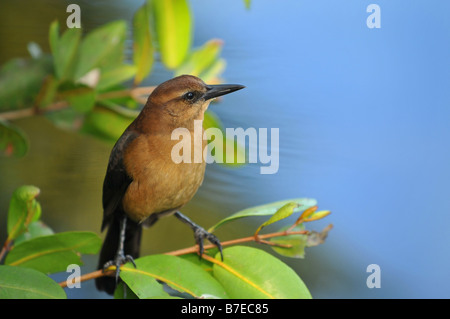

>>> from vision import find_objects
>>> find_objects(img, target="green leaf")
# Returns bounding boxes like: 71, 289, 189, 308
7, 185, 41, 241
119, 267, 169, 299
48, 20, 59, 56
299, 205, 317, 220
270, 225, 307, 259
203, 110, 223, 131
74, 21, 127, 80
14, 221, 54, 246
203, 111, 246, 167
147, 295, 184, 299
97, 64, 137, 91
152, 0, 191, 69
0, 56, 53, 110
53, 27, 81, 80
208, 198, 318, 233
179, 252, 215, 275
62, 85, 96, 113
0, 120, 29, 158
114, 282, 139, 299
244, 0, 251, 9
5, 231, 102, 273
120, 254, 227, 299
97, 99, 140, 117
211, 246, 311, 299
45, 107, 83, 131
0, 265, 66, 299
254, 202, 299, 236
304, 210, 331, 222
133, 0, 154, 85
199, 58, 226, 83
81, 107, 134, 142
175, 39, 223, 77
35, 75, 60, 108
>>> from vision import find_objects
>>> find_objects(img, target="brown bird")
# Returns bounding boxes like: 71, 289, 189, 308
95, 75, 244, 294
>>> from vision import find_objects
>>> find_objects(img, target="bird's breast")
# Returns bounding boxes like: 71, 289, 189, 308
122, 132, 207, 223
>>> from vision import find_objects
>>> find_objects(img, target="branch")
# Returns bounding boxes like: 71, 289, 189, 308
59, 228, 312, 288
165, 229, 309, 256
0, 239, 13, 264
0, 86, 155, 121
0, 101, 68, 121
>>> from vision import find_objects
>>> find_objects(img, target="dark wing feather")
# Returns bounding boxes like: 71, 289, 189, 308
101, 129, 138, 231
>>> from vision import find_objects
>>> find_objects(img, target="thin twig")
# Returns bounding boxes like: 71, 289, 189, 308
0, 101, 68, 121
60, 269, 114, 288
0, 86, 155, 121
165, 229, 309, 256
58, 229, 310, 288
0, 240, 13, 264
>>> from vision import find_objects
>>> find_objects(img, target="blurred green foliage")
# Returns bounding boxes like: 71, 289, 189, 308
0, 0, 233, 157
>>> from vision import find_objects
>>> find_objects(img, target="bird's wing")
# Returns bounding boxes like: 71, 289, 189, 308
101, 129, 138, 231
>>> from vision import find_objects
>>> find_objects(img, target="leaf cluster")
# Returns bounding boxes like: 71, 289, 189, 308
113, 198, 331, 299
0, 185, 101, 298
0, 0, 237, 161
0, 186, 331, 299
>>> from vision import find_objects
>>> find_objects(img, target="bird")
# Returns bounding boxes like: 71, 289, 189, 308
95, 74, 245, 294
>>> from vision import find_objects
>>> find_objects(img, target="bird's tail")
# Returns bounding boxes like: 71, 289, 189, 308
95, 215, 142, 295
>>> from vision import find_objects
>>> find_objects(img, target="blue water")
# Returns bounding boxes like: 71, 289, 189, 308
190, 0, 450, 298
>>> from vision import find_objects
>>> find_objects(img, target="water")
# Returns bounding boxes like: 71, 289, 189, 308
1, 0, 450, 298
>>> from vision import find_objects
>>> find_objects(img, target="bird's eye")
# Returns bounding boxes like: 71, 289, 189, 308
184, 91, 196, 101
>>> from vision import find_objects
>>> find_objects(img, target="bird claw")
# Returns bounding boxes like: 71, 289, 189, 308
193, 227, 223, 261
173, 211, 224, 261
102, 254, 136, 283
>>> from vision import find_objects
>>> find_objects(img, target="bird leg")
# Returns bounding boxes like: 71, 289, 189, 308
174, 211, 223, 261
102, 215, 137, 284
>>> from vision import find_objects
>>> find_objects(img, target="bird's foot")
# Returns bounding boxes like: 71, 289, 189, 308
174, 211, 223, 260
193, 226, 223, 261
102, 253, 136, 283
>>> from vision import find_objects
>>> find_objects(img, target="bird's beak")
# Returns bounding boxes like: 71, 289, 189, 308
203, 84, 245, 101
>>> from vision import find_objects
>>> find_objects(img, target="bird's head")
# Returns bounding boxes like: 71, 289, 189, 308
145, 75, 244, 128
